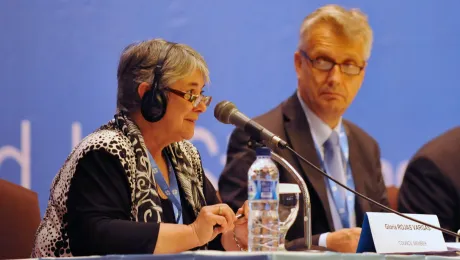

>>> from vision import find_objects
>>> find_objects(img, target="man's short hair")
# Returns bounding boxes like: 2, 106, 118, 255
299, 4, 373, 60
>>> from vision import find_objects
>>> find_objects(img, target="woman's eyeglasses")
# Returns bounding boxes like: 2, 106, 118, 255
164, 88, 212, 108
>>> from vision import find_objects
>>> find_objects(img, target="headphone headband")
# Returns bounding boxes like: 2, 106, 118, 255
152, 42, 177, 88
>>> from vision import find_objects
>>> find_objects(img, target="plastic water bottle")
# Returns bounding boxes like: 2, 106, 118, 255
248, 146, 280, 251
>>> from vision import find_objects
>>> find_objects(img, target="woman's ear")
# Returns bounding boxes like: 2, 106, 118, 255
137, 82, 151, 99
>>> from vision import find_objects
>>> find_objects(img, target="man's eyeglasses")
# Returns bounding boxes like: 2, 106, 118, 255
299, 50, 365, 76
164, 88, 212, 108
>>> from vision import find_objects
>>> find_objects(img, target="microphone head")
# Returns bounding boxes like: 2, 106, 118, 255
214, 100, 237, 124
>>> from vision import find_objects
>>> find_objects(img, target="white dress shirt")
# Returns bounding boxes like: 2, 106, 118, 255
296, 91, 356, 248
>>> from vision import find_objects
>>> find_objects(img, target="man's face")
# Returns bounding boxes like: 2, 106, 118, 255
294, 23, 367, 121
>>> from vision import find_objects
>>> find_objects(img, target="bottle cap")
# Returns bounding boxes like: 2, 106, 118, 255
255, 146, 271, 156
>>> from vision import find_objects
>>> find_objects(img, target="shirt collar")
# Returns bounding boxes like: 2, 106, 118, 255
296, 90, 343, 147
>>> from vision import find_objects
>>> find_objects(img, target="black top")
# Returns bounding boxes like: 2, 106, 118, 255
66, 150, 224, 256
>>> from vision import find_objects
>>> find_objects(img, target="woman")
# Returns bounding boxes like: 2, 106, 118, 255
32, 39, 249, 257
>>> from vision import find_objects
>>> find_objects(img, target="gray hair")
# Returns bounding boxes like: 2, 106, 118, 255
298, 4, 373, 60
116, 38, 210, 113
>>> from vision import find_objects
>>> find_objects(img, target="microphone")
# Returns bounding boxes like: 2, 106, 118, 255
214, 101, 288, 149
214, 100, 460, 240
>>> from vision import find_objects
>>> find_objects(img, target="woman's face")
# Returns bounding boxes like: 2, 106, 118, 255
162, 69, 208, 141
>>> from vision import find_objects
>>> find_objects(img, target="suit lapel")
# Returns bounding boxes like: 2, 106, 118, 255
344, 123, 370, 224
282, 94, 334, 230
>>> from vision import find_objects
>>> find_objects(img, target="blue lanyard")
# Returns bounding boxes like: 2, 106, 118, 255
313, 125, 355, 229
148, 152, 183, 224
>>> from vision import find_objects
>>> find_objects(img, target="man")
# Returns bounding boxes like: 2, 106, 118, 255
398, 127, 460, 242
218, 4, 389, 253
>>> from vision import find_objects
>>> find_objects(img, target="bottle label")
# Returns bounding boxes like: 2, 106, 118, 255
248, 180, 256, 200
248, 180, 278, 200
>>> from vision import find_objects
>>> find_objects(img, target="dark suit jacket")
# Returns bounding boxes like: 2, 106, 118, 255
218, 93, 389, 245
398, 127, 460, 242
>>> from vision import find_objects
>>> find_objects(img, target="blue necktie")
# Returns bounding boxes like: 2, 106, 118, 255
324, 131, 349, 228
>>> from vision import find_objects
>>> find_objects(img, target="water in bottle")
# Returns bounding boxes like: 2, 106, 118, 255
248, 146, 280, 251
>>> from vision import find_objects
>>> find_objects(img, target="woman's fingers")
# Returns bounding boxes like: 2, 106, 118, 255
208, 213, 228, 229
214, 204, 235, 231
235, 200, 249, 225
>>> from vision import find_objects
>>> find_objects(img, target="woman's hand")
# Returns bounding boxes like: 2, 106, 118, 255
190, 203, 236, 247
233, 200, 249, 248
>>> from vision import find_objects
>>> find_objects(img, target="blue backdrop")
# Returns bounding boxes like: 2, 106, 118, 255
1, 0, 459, 214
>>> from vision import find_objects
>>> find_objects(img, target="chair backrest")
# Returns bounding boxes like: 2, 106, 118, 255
386, 186, 400, 211
0, 179, 41, 259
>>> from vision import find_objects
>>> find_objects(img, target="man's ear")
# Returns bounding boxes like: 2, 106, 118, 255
294, 51, 303, 80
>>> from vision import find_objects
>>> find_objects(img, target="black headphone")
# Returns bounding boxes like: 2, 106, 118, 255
140, 42, 177, 122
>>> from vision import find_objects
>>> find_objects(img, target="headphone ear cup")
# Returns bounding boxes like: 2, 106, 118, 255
140, 42, 176, 123
141, 88, 168, 122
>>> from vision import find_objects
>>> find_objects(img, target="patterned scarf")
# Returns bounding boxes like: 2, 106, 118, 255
113, 111, 206, 222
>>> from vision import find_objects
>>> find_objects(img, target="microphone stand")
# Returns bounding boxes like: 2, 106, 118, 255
248, 139, 312, 250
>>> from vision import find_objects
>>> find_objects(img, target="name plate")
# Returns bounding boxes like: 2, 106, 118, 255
357, 212, 447, 254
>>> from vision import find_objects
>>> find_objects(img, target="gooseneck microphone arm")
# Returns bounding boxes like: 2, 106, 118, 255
214, 100, 460, 240
271, 150, 313, 249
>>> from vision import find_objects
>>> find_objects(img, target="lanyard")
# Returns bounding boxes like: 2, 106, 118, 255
148, 152, 183, 224
313, 125, 355, 228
